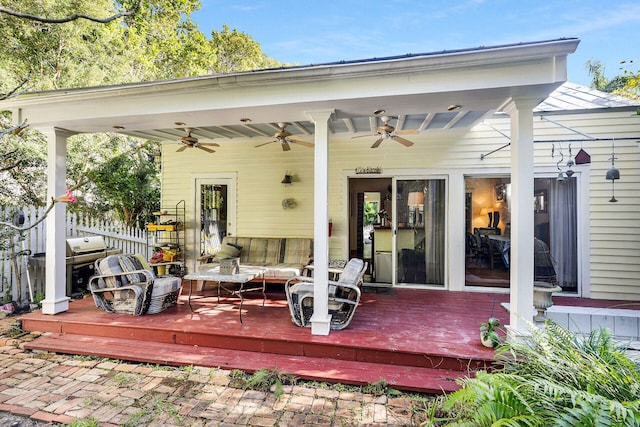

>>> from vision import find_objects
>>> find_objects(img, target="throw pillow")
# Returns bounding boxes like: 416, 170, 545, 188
215, 243, 241, 260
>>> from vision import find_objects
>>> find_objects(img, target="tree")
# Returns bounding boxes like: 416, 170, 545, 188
0, 0, 281, 216
0, 119, 46, 207
210, 25, 282, 74
87, 145, 160, 228
618, 60, 639, 100
585, 59, 639, 100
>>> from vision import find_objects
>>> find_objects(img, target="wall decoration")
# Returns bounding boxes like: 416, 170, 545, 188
534, 190, 547, 213
494, 184, 506, 203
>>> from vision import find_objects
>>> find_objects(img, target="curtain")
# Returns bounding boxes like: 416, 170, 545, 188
548, 178, 578, 291
424, 180, 446, 284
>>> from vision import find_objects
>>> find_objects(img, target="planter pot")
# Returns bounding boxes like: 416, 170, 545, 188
533, 281, 562, 322
480, 333, 495, 348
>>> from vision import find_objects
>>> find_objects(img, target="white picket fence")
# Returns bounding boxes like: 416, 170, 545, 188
1, 205, 147, 305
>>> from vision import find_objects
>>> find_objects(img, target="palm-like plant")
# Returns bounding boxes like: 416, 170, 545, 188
424, 321, 640, 426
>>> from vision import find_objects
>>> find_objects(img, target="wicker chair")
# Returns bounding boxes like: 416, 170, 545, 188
89, 254, 181, 315
285, 258, 366, 330
534, 238, 558, 285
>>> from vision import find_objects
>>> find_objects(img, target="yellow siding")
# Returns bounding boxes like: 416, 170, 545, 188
161, 110, 640, 300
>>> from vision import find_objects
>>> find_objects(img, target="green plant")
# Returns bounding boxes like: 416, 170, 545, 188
362, 378, 402, 396
479, 317, 502, 348
34, 290, 45, 307
363, 201, 378, 225
424, 321, 640, 426
113, 372, 134, 386
64, 419, 100, 427
230, 367, 298, 399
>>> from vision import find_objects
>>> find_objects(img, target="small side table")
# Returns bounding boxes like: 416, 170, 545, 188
184, 266, 266, 323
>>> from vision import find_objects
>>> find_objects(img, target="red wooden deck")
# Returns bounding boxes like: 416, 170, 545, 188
19, 285, 614, 393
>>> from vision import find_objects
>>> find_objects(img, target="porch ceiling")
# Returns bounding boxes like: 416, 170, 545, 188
3, 38, 580, 143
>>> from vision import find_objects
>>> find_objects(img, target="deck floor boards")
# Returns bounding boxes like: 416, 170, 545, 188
21, 287, 625, 393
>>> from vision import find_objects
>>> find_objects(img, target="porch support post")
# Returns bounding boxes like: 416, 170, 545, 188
306, 109, 334, 336
504, 98, 538, 334
41, 128, 73, 314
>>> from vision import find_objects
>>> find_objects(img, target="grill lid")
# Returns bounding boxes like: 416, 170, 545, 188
66, 236, 107, 256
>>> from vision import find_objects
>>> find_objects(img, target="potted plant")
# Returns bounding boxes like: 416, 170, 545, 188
479, 316, 502, 348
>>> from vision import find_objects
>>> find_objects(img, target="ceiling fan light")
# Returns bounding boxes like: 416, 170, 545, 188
373, 109, 385, 115
447, 104, 462, 111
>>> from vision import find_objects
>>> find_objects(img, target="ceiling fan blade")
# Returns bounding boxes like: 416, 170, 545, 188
393, 136, 414, 147
197, 145, 216, 153
281, 141, 291, 151
199, 142, 220, 147
289, 138, 314, 148
396, 129, 419, 135
255, 140, 275, 148
351, 133, 376, 139
371, 137, 384, 148
176, 145, 188, 152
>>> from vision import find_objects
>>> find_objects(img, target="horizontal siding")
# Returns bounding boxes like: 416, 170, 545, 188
161, 110, 640, 300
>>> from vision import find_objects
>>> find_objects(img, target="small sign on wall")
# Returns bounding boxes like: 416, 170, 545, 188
355, 167, 382, 174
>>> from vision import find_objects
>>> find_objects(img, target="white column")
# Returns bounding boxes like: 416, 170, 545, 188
448, 173, 466, 291
41, 128, 73, 314
306, 110, 334, 335
504, 99, 538, 334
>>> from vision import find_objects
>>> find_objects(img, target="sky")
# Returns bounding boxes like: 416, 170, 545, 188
192, 0, 639, 87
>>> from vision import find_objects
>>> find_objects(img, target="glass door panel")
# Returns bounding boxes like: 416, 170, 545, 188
396, 179, 446, 286
199, 184, 227, 256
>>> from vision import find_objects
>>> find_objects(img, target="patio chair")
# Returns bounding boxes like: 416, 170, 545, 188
88, 254, 181, 315
285, 258, 366, 330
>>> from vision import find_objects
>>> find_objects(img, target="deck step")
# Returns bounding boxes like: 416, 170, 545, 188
26, 333, 465, 393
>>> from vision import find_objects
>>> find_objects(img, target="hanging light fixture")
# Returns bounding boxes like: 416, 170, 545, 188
605, 140, 620, 202
565, 145, 575, 178
281, 173, 292, 185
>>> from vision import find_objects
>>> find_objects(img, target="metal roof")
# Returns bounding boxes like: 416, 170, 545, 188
535, 82, 640, 112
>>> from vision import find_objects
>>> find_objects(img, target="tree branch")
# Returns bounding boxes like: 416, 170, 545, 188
0, 180, 87, 232
0, 159, 24, 173
0, 77, 30, 101
0, 120, 28, 140
0, 1, 142, 24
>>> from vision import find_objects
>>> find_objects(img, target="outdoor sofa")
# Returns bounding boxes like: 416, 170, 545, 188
200, 236, 313, 282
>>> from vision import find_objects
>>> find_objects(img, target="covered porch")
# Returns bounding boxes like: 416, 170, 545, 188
20, 285, 634, 393
4, 38, 582, 338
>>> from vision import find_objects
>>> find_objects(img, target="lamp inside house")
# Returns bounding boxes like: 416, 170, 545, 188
480, 207, 492, 227
407, 191, 424, 225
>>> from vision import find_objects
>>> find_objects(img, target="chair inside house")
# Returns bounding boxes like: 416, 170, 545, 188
472, 227, 501, 267
88, 254, 182, 315
285, 258, 366, 330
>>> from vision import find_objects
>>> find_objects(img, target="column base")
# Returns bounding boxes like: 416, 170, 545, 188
41, 297, 70, 314
310, 313, 332, 336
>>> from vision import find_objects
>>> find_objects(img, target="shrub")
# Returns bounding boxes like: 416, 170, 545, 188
424, 321, 640, 426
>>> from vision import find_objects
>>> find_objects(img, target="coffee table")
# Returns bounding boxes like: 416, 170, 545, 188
184, 266, 266, 323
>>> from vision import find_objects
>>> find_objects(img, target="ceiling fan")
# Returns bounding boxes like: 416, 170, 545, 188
176, 129, 220, 153
354, 116, 418, 148
255, 123, 314, 151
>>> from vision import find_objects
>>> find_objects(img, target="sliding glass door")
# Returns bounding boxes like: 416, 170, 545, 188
395, 179, 446, 286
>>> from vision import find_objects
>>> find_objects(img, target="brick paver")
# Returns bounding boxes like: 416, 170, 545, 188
0, 320, 431, 426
